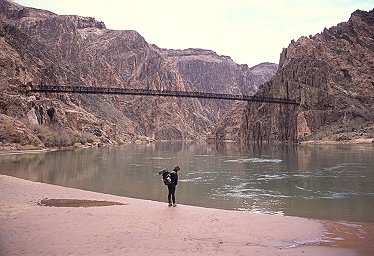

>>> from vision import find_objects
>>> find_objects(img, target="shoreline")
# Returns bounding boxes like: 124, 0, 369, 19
300, 138, 373, 145
0, 138, 373, 155
1, 175, 373, 255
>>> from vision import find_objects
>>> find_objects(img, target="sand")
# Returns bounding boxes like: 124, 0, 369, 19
0, 174, 371, 256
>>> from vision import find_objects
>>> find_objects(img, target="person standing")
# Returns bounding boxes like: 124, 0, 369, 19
167, 166, 180, 207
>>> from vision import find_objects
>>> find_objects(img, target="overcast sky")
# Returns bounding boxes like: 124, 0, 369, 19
14, 0, 373, 67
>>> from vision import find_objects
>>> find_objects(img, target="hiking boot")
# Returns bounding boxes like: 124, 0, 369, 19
173, 203, 177, 207
168, 203, 172, 207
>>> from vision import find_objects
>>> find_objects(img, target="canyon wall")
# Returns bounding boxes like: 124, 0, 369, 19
0, 0, 276, 148
214, 9, 374, 143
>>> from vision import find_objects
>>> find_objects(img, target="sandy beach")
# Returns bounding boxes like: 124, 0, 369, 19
0, 174, 372, 256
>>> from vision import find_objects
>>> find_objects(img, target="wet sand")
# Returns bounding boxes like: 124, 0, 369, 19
0, 174, 372, 256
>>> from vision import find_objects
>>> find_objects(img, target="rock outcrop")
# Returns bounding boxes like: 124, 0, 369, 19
210, 62, 278, 141
0, 0, 276, 148
214, 9, 374, 143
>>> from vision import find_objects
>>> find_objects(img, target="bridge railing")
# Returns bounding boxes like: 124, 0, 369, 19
28, 85, 300, 105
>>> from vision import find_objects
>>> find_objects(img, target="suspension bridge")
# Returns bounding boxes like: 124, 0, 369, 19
28, 85, 300, 105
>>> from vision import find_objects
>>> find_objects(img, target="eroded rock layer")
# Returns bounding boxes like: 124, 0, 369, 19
0, 0, 276, 148
214, 9, 374, 143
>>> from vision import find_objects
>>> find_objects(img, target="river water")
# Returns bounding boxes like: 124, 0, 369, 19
1, 142, 373, 222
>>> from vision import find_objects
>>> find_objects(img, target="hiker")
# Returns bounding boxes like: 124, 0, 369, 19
166, 166, 180, 207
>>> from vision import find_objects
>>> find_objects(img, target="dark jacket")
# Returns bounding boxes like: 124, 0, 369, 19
170, 171, 178, 186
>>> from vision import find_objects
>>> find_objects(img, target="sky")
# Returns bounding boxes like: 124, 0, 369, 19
14, 0, 374, 67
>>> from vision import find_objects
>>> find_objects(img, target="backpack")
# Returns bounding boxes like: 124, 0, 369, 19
162, 171, 172, 185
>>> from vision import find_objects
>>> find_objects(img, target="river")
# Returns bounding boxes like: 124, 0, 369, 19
1, 142, 373, 222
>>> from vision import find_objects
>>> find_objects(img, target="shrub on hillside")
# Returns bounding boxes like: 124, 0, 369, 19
1, 119, 22, 143
71, 131, 96, 145
32, 125, 72, 147
31, 125, 99, 148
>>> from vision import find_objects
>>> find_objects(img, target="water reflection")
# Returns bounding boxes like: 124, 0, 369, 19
0, 142, 373, 222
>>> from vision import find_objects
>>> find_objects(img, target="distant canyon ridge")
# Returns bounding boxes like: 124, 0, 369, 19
0, 0, 373, 149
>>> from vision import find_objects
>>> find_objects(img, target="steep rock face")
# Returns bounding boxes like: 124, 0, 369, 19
0, 0, 276, 147
211, 62, 278, 140
162, 49, 277, 124
249, 62, 279, 91
228, 9, 374, 143
209, 102, 247, 141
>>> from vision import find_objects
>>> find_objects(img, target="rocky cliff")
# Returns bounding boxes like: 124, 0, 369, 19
214, 9, 374, 143
0, 0, 276, 149
210, 62, 277, 141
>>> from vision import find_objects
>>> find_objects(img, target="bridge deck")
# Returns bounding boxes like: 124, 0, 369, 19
28, 85, 300, 105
